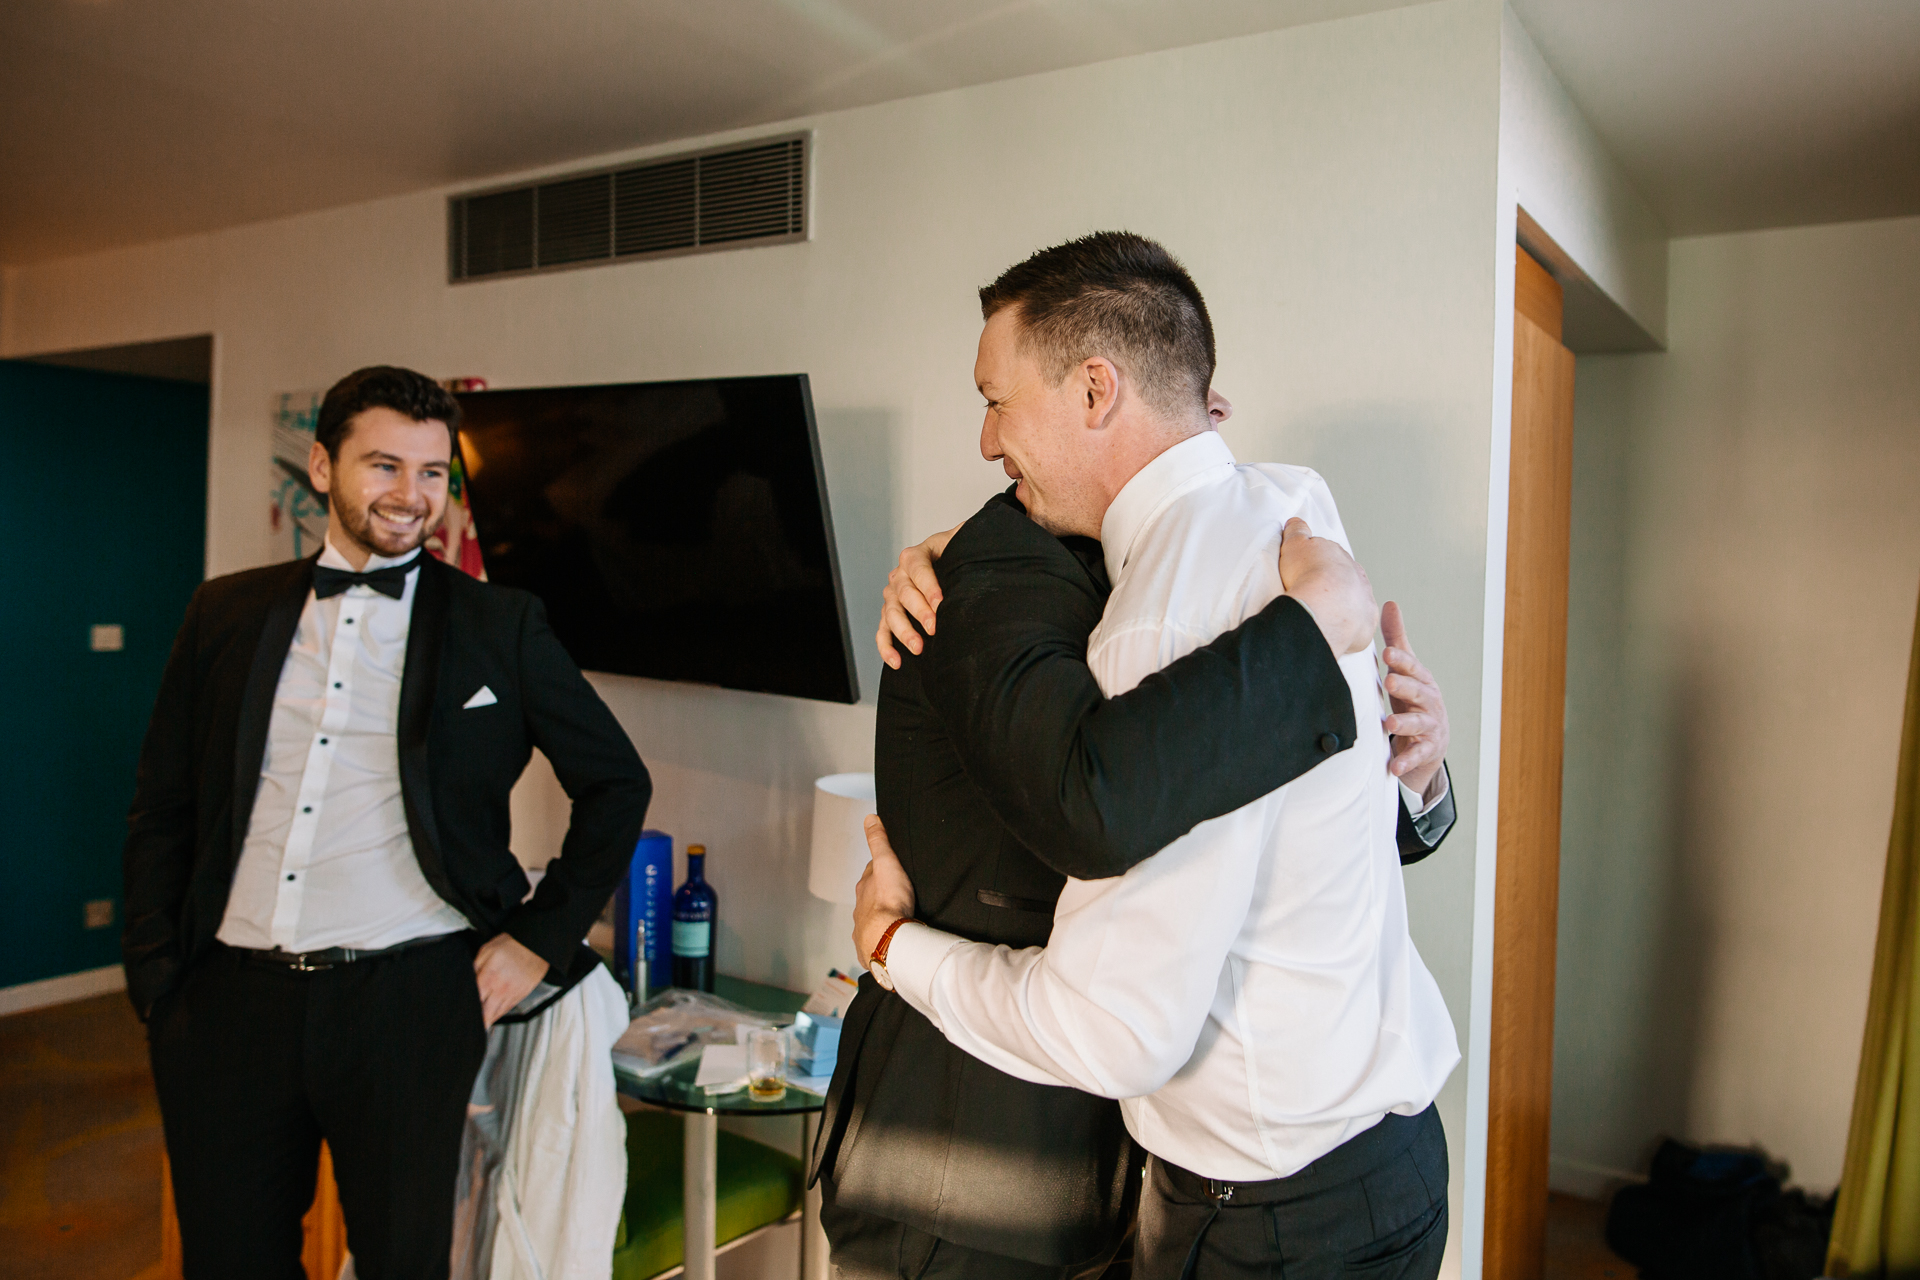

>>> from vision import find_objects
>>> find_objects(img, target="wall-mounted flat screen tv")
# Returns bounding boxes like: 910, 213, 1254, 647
456, 374, 858, 704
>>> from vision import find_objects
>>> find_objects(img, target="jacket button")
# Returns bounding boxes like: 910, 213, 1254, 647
1318, 732, 1341, 754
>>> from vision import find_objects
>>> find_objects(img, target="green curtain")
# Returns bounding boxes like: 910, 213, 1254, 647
1830, 587, 1920, 1278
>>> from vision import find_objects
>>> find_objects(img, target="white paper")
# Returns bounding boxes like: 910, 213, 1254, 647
801, 973, 860, 1019
695, 1044, 748, 1093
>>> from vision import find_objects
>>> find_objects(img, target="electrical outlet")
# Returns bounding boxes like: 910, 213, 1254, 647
84, 899, 114, 929
90, 624, 125, 652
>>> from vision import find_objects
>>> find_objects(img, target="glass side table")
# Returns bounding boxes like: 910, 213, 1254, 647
615, 977, 828, 1280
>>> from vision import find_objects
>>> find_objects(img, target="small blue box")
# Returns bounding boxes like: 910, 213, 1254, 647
791, 1010, 843, 1075
615, 831, 674, 995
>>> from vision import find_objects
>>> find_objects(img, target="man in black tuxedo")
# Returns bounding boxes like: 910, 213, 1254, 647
809, 453, 1454, 1272
124, 366, 651, 1279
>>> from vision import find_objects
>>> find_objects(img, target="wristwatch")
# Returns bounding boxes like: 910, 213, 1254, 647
867, 918, 911, 992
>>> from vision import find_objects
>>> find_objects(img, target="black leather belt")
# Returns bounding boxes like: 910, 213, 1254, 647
1159, 1106, 1437, 1280
231, 932, 458, 973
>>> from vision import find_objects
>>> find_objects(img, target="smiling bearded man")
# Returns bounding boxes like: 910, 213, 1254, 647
125, 366, 652, 1279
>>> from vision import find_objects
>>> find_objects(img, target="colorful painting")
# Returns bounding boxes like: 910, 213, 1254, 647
426, 448, 487, 580
269, 391, 327, 561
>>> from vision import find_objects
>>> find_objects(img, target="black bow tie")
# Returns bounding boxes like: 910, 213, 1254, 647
312, 555, 422, 600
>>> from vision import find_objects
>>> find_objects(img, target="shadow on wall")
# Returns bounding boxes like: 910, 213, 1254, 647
1641, 659, 1717, 1169
586, 673, 879, 991
1552, 422, 1715, 1188
1279, 406, 1479, 1002
814, 406, 898, 708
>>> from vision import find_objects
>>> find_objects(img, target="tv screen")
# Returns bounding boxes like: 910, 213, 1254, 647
456, 374, 859, 704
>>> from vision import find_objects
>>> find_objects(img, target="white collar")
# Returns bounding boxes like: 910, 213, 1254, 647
319, 535, 426, 574
1099, 430, 1237, 585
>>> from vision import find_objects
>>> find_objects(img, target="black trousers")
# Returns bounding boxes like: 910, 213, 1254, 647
821, 1176, 1128, 1280
147, 936, 489, 1280
1134, 1106, 1448, 1280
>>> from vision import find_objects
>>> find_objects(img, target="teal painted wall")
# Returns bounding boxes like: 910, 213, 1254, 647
0, 362, 208, 988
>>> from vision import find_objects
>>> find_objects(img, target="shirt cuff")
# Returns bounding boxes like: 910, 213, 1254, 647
1400, 767, 1450, 820
879, 921, 964, 1025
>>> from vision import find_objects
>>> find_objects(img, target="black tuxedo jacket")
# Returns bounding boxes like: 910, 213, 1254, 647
812, 493, 1450, 1267
121, 552, 652, 1019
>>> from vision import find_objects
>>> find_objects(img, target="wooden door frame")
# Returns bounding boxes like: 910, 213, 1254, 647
1481, 241, 1578, 1280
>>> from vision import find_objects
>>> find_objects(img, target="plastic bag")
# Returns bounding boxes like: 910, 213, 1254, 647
610, 988, 779, 1078
450, 993, 551, 1280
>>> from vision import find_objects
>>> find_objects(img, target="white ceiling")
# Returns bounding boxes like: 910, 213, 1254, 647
0, 0, 1419, 265
2, 0, 1916, 266
1510, 0, 1920, 237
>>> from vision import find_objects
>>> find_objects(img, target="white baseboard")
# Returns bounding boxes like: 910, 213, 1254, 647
0, 964, 127, 1017
1549, 1153, 1644, 1201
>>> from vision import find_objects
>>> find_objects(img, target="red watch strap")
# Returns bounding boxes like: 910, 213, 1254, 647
870, 917, 910, 970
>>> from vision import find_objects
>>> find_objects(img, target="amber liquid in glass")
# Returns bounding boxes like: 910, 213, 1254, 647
746, 1027, 786, 1101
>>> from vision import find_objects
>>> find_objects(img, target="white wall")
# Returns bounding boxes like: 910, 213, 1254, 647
2, 3, 1510, 1270
1498, 5, 1668, 349
1553, 214, 1920, 1195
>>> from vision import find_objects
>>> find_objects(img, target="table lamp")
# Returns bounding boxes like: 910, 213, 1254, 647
809, 772, 876, 904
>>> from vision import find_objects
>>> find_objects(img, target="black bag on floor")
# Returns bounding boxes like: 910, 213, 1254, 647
1751, 1187, 1837, 1280
1605, 1140, 1779, 1279
1605, 1140, 1835, 1280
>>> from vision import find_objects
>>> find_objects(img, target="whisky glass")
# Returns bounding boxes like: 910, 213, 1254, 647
746, 1027, 787, 1102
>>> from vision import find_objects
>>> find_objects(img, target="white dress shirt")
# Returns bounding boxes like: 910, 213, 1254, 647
887, 431, 1461, 1182
217, 538, 470, 953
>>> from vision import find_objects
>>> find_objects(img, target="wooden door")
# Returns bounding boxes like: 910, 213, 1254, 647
1483, 246, 1576, 1280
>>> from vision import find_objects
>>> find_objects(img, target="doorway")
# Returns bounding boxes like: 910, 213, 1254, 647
0, 336, 211, 997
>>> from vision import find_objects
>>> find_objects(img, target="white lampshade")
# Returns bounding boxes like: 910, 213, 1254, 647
809, 772, 877, 904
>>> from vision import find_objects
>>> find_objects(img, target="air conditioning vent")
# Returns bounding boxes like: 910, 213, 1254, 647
461, 188, 534, 277
536, 173, 613, 266
449, 134, 806, 282
616, 158, 696, 256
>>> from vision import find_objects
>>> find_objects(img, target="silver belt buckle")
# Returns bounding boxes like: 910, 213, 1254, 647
288, 951, 333, 972
1206, 1179, 1236, 1203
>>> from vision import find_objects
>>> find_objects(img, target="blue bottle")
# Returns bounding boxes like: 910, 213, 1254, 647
615, 831, 674, 999
671, 843, 718, 992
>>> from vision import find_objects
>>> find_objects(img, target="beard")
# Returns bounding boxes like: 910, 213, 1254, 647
332, 488, 438, 559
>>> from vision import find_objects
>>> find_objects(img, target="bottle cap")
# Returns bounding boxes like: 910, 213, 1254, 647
688, 844, 706, 856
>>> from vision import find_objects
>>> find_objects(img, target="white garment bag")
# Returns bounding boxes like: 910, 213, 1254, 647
452, 964, 631, 1280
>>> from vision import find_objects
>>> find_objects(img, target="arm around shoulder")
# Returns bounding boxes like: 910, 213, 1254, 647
921, 578, 1357, 881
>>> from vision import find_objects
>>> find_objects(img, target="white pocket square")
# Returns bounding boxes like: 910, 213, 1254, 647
463, 685, 498, 709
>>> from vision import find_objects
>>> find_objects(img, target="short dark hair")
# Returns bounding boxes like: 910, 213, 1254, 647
315, 366, 462, 460
978, 232, 1215, 420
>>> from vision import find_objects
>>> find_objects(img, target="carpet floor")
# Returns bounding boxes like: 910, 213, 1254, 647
0, 992, 163, 1280
1546, 1191, 1636, 1279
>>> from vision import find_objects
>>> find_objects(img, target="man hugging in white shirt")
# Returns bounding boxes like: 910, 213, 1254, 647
852, 233, 1460, 1280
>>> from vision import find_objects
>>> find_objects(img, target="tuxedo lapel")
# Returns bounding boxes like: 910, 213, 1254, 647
398, 555, 448, 886
229, 557, 317, 870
